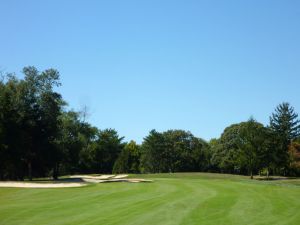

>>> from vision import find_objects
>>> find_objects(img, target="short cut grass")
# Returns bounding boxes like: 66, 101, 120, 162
0, 173, 300, 225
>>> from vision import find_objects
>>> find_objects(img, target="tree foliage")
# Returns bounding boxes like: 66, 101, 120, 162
288, 139, 300, 175
0, 68, 63, 180
140, 130, 210, 173
236, 119, 269, 179
113, 141, 141, 174
269, 102, 300, 172
0, 67, 300, 180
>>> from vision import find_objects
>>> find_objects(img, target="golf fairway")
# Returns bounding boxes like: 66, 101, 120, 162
0, 173, 299, 225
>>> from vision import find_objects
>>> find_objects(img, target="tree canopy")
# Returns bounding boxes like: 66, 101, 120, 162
0, 67, 300, 180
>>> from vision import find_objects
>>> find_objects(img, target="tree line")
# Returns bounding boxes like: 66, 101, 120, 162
0, 67, 299, 180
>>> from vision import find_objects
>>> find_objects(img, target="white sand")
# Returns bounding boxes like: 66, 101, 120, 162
88, 178, 153, 183
114, 174, 129, 179
97, 175, 116, 179
81, 178, 107, 183
0, 174, 152, 188
0, 182, 86, 188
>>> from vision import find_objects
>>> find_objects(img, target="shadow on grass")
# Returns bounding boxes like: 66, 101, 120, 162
27, 177, 85, 183
254, 176, 298, 181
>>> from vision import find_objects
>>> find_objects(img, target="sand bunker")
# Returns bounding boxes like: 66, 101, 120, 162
114, 174, 129, 179
0, 174, 152, 188
0, 182, 86, 188
81, 178, 152, 183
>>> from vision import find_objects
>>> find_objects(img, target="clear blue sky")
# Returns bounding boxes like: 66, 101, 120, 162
1, 0, 300, 143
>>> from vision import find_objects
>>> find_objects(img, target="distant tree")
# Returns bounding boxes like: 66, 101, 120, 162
288, 139, 300, 175
20, 67, 62, 180
0, 76, 24, 179
208, 138, 221, 172
56, 111, 98, 175
259, 128, 276, 178
0, 67, 63, 180
0, 67, 125, 179
39, 91, 64, 179
269, 102, 300, 173
210, 124, 241, 174
163, 130, 210, 172
113, 141, 141, 174
56, 111, 82, 174
140, 130, 165, 173
141, 129, 209, 173
91, 129, 124, 173
237, 118, 268, 179
270, 103, 300, 141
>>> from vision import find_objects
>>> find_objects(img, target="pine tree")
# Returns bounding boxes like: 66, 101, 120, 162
270, 102, 300, 141
269, 102, 300, 172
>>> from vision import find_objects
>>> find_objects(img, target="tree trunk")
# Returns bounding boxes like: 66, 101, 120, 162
53, 163, 59, 180
250, 170, 253, 179
28, 161, 32, 181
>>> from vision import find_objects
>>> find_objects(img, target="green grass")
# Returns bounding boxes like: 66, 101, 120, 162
0, 173, 300, 225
